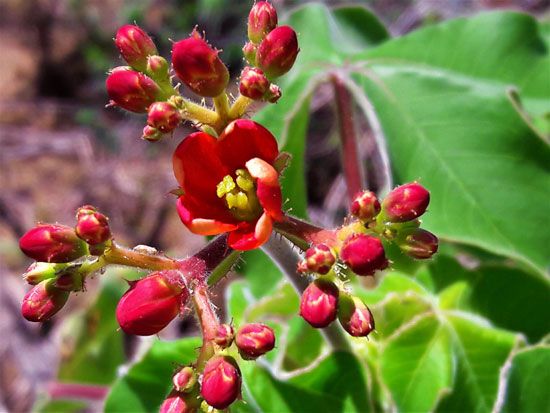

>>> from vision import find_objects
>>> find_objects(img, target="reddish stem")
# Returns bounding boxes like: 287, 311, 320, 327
192, 281, 220, 370
47, 382, 109, 401
275, 216, 337, 249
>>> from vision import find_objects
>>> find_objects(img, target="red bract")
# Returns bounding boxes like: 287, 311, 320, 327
302, 243, 336, 275
19, 224, 87, 263
239, 67, 269, 100
115, 271, 187, 336
21, 280, 69, 322
400, 228, 439, 259
247, 1, 278, 44
115, 24, 157, 71
160, 391, 196, 413
75, 205, 111, 245
213, 323, 235, 348
351, 190, 380, 222
147, 102, 182, 133
200, 355, 241, 410
172, 119, 283, 250
106, 67, 161, 113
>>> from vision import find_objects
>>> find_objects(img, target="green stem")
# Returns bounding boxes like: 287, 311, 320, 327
207, 250, 241, 286
103, 242, 179, 271
228, 94, 253, 120
213, 92, 231, 132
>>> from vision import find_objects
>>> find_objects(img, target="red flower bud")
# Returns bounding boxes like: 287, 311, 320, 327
23, 262, 65, 285
338, 295, 375, 337
115, 271, 186, 336
340, 234, 388, 276
351, 190, 381, 222
171, 31, 229, 97
213, 323, 235, 348
75, 205, 111, 245
242, 42, 257, 66
115, 24, 157, 72
382, 182, 430, 222
147, 102, 182, 133
200, 355, 241, 410
235, 323, 275, 359
142, 125, 163, 142
173, 366, 197, 393
264, 83, 282, 103
239, 67, 269, 100
257, 26, 299, 79
399, 228, 439, 259
303, 244, 336, 275
300, 278, 339, 328
160, 391, 196, 413
19, 224, 87, 263
248, 1, 278, 44
21, 279, 69, 322
106, 67, 161, 113
146, 55, 170, 81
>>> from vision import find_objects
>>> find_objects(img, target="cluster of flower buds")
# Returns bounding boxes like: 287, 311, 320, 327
18, 206, 112, 322
159, 322, 275, 411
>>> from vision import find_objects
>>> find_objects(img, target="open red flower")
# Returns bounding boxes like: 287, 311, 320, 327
172, 119, 283, 250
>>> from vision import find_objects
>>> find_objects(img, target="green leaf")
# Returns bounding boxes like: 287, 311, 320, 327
238, 249, 282, 298
500, 345, 550, 413
282, 316, 324, 370
104, 337, 201, 413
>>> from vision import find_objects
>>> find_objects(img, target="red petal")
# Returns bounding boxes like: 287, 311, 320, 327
246, 158, 283, 221
217, 119, 279, 172
177, 197, 238, 235
227, 213, 273, 250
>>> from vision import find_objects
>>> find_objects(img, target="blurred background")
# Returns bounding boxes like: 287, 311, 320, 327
0, 0, 548, 412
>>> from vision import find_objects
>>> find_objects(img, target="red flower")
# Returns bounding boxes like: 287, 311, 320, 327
172, 119, 283, 250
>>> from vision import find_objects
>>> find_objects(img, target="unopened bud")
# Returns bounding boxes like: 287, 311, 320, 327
213, 323, 234, 348
248, 1, 278, 44
115, 24, 157, 72
142, 125, 163, 142
399, 228, 439, 259
239, 67, 269, 100
382, 182, 430, 223
300, 278, 339, 328
115, 271, 187, 336
235, 323, 275, 359
147, 102, 182, 133
106, 67, 161, 113
75, 205, 111, 245
264, 83, 282, 103
21, 279, 69, 322
19, 224, 87, 263
340, 234, 388, 276
257, 26, 299, 79
146, 55, 170, 82
160, 391, 196, 413
242, 42, 257, 66
23, 262, 65, 285
53, 268, 84, 292
338, 295, 375, 337
201, 355, 241, 410
173, 367, 197, 393
302, 244, 336, 275
171, 31, 229, 97
351, 190, 380, 222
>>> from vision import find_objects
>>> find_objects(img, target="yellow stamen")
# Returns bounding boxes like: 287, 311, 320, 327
216, 171, 262, 221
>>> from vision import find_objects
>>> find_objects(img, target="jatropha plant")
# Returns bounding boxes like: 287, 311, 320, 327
17, 2, 439, 411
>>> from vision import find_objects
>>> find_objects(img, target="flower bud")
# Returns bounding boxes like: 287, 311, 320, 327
201, 355, 241, 410
173, 366, 197, 393
23, 262, 65, 285
21, 279, 69, 322
171, 31, 229, 97
19, 224, 87, 263
106, 67, 161, 113
248, 1, 278, 44
399, 228, 439, 259
300, 278, 339, 328
338, 295, 375, 337
75, 206, 111, 245
147, 102, 182, 133
115, 24, 157, 72
340, 234, 388, 276
351, 190, 380, 222
142, 125, 163, 142
264, 83, 282, 103
257, 26, 299, 79
236, 323, 275, 359
239, 67, 269, 100
115, 271, 187, 336
242, 42, 257, 65
160, 391, 196, 413
213, 323, 234, 348
146, 55, 170, 82
303, 244, 336, 275
382, 182, 430, 222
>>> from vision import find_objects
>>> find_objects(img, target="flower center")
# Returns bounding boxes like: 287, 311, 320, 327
216, 169, 262, 221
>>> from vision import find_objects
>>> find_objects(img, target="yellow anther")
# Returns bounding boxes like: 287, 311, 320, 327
235, 192, 249, 209
216, 175, 236, 198
236, 169, 254, 191
216, 171, 261, 221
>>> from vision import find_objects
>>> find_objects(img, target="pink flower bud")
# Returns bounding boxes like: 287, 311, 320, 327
115, 24, 157, 72
23, 262, 65, 285
21, 279, 69, 322
257, 26, 299, 79
400, 228, 439, 259
382, 182, 430, 222
147, 102, 182, 133
146, 55, 170, 81
235, 323, 276, 359
248, 1, 278, 44
171, 31, 229, 97
300, 278, 339, 328
242, 42, 257, 66
19, 224, 87, 263
340, 234, 388, 276
142, 125, 163, 142
338, 295, 375, 337
213, 323, 234, 348
351, 190, 381, 222
160, 391, 196, 413
239, 67, 269, 100
173, 366, 197, 393
115, 271, 187, 336
106, 67, 161, 113
200, 355, 241, 410
264, 83, 282, 103
303, 244, 336, 275
75, 205, 111, 245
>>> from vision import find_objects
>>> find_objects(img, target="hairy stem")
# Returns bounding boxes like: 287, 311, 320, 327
274, 215, 338, 249
213, 92, 231, 129
103, 242, 180, 271
174, 97, 219, 126
193, 282, 219, 370
228, 94, 253, 120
